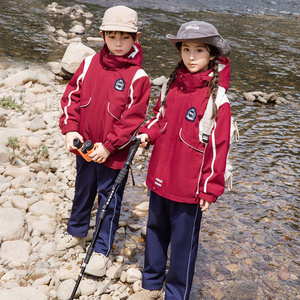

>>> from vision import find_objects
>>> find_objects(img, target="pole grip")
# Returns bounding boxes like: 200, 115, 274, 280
125, 136, 141, 167
115, 168, 129, 184
115, 136, 141, 184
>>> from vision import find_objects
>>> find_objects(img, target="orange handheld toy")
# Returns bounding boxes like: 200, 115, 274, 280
73, 138, 96, 162
83, 140, 97, 156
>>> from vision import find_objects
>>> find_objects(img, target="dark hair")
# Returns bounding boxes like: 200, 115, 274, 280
161, 60, 183, 107
162, 42, 220, 119
102, 31, 137, 40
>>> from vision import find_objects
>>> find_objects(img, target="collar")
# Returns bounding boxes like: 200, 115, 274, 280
176, 57, 230, 92
176, 67, 211, 91
100, 43, 143, 70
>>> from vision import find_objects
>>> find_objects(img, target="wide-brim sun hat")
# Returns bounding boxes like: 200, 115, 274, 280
100, 5, 138, 33
166, 21, 231, 57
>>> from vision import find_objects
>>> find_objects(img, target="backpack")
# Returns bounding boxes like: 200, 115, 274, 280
159, 82, 239, 191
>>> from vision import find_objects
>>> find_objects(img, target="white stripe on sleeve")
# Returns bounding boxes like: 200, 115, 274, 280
63, 54, 95, 125
128, 69, 148, 109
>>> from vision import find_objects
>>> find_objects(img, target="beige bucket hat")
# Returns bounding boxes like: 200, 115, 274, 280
100, 5, 138, 33
166, 21, 231, 57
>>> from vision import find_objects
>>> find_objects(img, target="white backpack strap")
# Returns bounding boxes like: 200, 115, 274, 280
199, 95, 214, 143
199, 63, 227, 143
158, 81, 168, 118
160, 81, 167, 102
230, 118, 240, 144
199, 86, 227, 143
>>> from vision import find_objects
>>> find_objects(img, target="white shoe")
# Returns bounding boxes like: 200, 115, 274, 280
85, 252, 111, 277
128, 288, 164, 300
55, 232, 85, 251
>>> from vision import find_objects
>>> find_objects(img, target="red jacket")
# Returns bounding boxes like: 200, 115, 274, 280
59, 43, 151, 169
140, 57, 231, 203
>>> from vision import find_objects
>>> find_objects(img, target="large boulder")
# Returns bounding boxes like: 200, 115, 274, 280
60, 42, 96, 79
0, 208, 25, 241
0, 240, 31, 267
2, 69, 55, 87
0, 287, 47, 300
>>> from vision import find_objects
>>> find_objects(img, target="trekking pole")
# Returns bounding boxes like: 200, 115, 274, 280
70, 136, 141, 300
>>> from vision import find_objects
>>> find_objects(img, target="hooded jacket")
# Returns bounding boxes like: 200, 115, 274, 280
59, 43, 151, 169
140, 57, 231, 203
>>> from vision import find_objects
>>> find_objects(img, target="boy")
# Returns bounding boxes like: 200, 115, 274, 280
57, 5, 151, 277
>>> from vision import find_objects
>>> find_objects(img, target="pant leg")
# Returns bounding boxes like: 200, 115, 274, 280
165, 202, 202, 300
142, 192, 171, 290
67, 155, 98, 237
93, 163, 128, 255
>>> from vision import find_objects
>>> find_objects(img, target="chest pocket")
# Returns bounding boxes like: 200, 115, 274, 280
107, 102, 123, 121
80, 97, 92, 108
179, 99, 206, 153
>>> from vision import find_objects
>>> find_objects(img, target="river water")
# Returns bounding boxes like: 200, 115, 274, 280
0, 1, 299, 299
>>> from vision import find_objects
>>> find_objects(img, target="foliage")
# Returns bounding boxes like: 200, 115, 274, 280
0, 96, 25, 113
6, 136, 18, 150
6, 136, 49, 166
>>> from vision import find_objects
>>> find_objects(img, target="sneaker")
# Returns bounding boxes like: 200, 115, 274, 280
55, 232, 85, 251
128, 288, 164, 300
85, 252, 111, 277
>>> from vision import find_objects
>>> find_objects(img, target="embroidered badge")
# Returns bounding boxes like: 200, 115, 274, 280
185, 107, 197, 121
114, 78, 125, 91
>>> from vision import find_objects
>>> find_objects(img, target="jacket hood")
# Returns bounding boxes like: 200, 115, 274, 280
100, 43, 143, 69
177, 56, 230, 92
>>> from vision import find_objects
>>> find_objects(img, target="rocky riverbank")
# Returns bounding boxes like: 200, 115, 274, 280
0, 62, 153, 300
0, 2, 297, 300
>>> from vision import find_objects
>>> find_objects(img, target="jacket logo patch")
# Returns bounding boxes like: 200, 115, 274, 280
114, 78, 125, 91
185, 107, 197, 121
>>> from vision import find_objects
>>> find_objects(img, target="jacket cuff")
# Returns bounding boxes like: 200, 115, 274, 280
102, 140, 115, 153
60, 124, 79, 135
199, 192, 217, 203
139, 128, 157, 144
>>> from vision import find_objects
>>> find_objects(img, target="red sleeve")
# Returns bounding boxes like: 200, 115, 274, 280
139, 94, 165, 143
102, 74, 151, 153
199, 102, 231, 202
59, 61, 85, 135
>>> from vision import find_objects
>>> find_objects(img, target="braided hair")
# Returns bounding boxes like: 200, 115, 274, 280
161, 43, 221, 120
161, 60, 184, 108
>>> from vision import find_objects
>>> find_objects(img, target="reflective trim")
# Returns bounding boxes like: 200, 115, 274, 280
204, 123, 217, 192
179, 128, 204, 153
183, 205, 200, 300
79, 97, 92, 108
107, 102, 120, 121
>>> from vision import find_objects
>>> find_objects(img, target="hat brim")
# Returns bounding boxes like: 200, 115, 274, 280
166, 34, 231, 57
100, 24, 137, 33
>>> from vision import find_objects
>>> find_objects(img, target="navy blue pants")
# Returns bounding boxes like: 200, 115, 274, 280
142, 191, 202, 300
67, 155, 127, 255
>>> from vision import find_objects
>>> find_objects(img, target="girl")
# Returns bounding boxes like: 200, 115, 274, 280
129, 21, 231, 300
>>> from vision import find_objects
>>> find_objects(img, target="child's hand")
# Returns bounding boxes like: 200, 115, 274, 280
89, 143, 111, 163
199, 199, 212, 212
65, 132, 83, 150
136, 133, 150, 148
